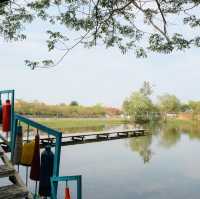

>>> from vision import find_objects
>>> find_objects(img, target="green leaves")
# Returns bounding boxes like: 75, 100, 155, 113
184, 15, 200, 28
25, 59, 54, 69
46, 30, 68, 51
158, 94, 181, 113
148, 33, 192, 53
1, 0, 200, 68
0, 4, 33, 41
148, 34, 173, 53
123, 81, 155, 122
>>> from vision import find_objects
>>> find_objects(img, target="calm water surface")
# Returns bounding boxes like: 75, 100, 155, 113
57, 123, 200, 199
10, 122, 200, 199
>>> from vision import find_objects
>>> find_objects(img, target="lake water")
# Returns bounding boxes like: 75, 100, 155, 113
7, 121, 200, 199
57, 122, 200, 199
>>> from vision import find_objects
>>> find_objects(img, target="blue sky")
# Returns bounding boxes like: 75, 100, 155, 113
0, 22, 199, 108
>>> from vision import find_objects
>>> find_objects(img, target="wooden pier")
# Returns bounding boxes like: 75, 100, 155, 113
40, 128, 149, 146
0, 146, 32, 199
0, 128, 149, 150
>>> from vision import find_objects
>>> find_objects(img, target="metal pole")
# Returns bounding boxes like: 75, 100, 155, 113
77, 176, 82, 199
53, 133, 62, 197
10, 90, 15, 149
11, 117, 18, 162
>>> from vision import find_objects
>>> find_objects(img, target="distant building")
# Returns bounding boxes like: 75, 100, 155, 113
166, 113, 177, 118
177, 112, 193, 120
105, 107, 122, 118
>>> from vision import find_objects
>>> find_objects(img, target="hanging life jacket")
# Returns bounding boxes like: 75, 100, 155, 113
2, 99, 11, 132
39, 145, 54, 197
30, 134, 40, 181
0, 97, 2, 124
13, 125, 23, 165
65, 187, 71, 199
20, 141, 35, 166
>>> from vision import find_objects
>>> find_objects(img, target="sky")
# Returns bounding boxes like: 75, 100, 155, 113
0, 21, 200, 108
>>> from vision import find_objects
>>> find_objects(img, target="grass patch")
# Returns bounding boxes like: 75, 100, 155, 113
34, 118, 129, 133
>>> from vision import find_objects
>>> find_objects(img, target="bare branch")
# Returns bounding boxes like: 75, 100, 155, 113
131, 0, 171, 43
155, 0, 167, 34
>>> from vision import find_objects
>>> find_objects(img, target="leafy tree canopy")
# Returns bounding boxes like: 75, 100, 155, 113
1, 0, 200, 68
123, 91, 155, 122
158, 94, 181, 113
70, 100, 79, 106
123, 91, 154, 113
188, 100, 200, 113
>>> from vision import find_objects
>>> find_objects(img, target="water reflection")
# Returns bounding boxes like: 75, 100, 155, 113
129, 135, 153, 163
159, 126, 181, 148
161, 120, 200, 142
176, 121, 200, 140
128, 120, 200, 163
59, 120, 200, 199
17, 120, 200, 199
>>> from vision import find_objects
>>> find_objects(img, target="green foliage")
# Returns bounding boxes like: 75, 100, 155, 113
182, 101, 200, 120
1, 0, 200, 68
123, 81, 156, 122
70, 101, 79, 106
180, 103, 190, 112
188, 101, 200, 114
0, 1, 33, 41
123, 91, 154, 122
158, 94, 181, 113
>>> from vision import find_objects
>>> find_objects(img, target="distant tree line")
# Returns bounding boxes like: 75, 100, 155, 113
15, 83, 200, 121
123, 81, 200, 122
15, 100, 121, 118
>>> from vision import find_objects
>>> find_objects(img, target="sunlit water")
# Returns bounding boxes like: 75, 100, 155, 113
7, 122, 200, 199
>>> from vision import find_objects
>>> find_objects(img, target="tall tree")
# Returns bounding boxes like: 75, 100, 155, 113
139, 81, 154, 97
123, 91, 154, 122
158, 94, 181, 113
70, 101, 79, 106
188, 101, 200, 120
0, 0, 200, 68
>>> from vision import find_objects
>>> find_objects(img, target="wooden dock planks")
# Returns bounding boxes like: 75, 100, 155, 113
63, 128, 147, 144
0, 185, 28, 199
38, 128, 148, 146
0, 129, 149, 149
0, 165, 15, 178
0, 146, 32, 199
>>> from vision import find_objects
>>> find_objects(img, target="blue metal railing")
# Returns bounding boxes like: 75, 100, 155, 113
0, 89, 82, 199
12, 113, 62, 177
51, 175, 82, 199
